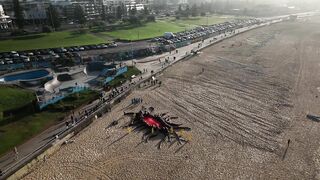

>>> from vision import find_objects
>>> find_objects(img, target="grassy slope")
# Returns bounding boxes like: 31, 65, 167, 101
0, 86, 35, 113
0, 90, 98, 156
0, 31, 106, 52
109, 66, 141, 87
0, 111, 65, 155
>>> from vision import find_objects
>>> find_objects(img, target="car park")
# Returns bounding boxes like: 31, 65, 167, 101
109, 43, 118, 48
0, 19, 262, 70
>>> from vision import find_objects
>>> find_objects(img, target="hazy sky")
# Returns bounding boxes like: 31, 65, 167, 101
208, 0, 320, 7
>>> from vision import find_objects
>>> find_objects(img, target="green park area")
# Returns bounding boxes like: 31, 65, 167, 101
103, 15, 236, 41
0, 31, 106, 52
0, 15, 238, 52
0, 85, 99, 156
0, 86, 36, 119
108, 66, 141, 87
102, 21, 192, 41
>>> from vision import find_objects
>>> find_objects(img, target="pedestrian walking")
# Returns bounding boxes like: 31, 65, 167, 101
14, 146, 18, 160
66, 121, 69, 127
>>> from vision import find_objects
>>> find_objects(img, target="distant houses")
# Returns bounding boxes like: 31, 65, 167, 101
0, 5, 12, 31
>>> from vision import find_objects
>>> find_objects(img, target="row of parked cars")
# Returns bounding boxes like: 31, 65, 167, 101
0, 42, 118, 66
151, 19, 262, 46
0, 18, 262, 67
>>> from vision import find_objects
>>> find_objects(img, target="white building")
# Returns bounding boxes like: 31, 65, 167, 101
51, 0, 103, 20
23, 2, 47, 21
102, 0, 136, 7
0, 4, 11, 30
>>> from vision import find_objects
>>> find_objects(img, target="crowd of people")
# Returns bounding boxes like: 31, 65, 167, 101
131, 98, 143, 105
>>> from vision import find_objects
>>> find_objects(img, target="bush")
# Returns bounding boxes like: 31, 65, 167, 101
147, 15, 156, 22
138, 14, 145, 21
200, 12, 206, 16
106, 15, 116, 23
89, 20, 107, 27
72, 28, 88, 34
42, 25, 52, 33
10, 29, 28, 36
128, 15, 141, 25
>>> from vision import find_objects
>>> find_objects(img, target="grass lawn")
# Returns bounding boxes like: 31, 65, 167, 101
0, 86, 36, 121
0, 90, 99, 156
0, 15, 240, 51
102, 21, 195, 41
0, 31, 106, 52
0, 111, 65, 156
109, 66, 141, 87
103, 15, 237, 41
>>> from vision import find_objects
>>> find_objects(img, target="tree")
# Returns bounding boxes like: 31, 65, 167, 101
185, 5, 190, 17
12, 0, 24, 29
177, 4, 182, 15
47, 5, 61, 30
128, 15, 140, 25
147, 15, 155, 22
74, 5, 86, 25
116, 5, 122, 19
191, 4, 198, 17
170, 0, 179, 5
243, 8, 248, 15
121, 3, 127, 17
143, 5, 149, 16
200, 2, 206, 13
101, 5, 107, 21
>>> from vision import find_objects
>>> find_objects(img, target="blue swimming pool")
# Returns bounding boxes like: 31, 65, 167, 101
2, 69, 50, 82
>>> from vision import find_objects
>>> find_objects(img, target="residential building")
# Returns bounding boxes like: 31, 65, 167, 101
102, 0, 135, 14
0, 0, 48, 24
0, 4, 11, 30
52, 0, 103, 20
